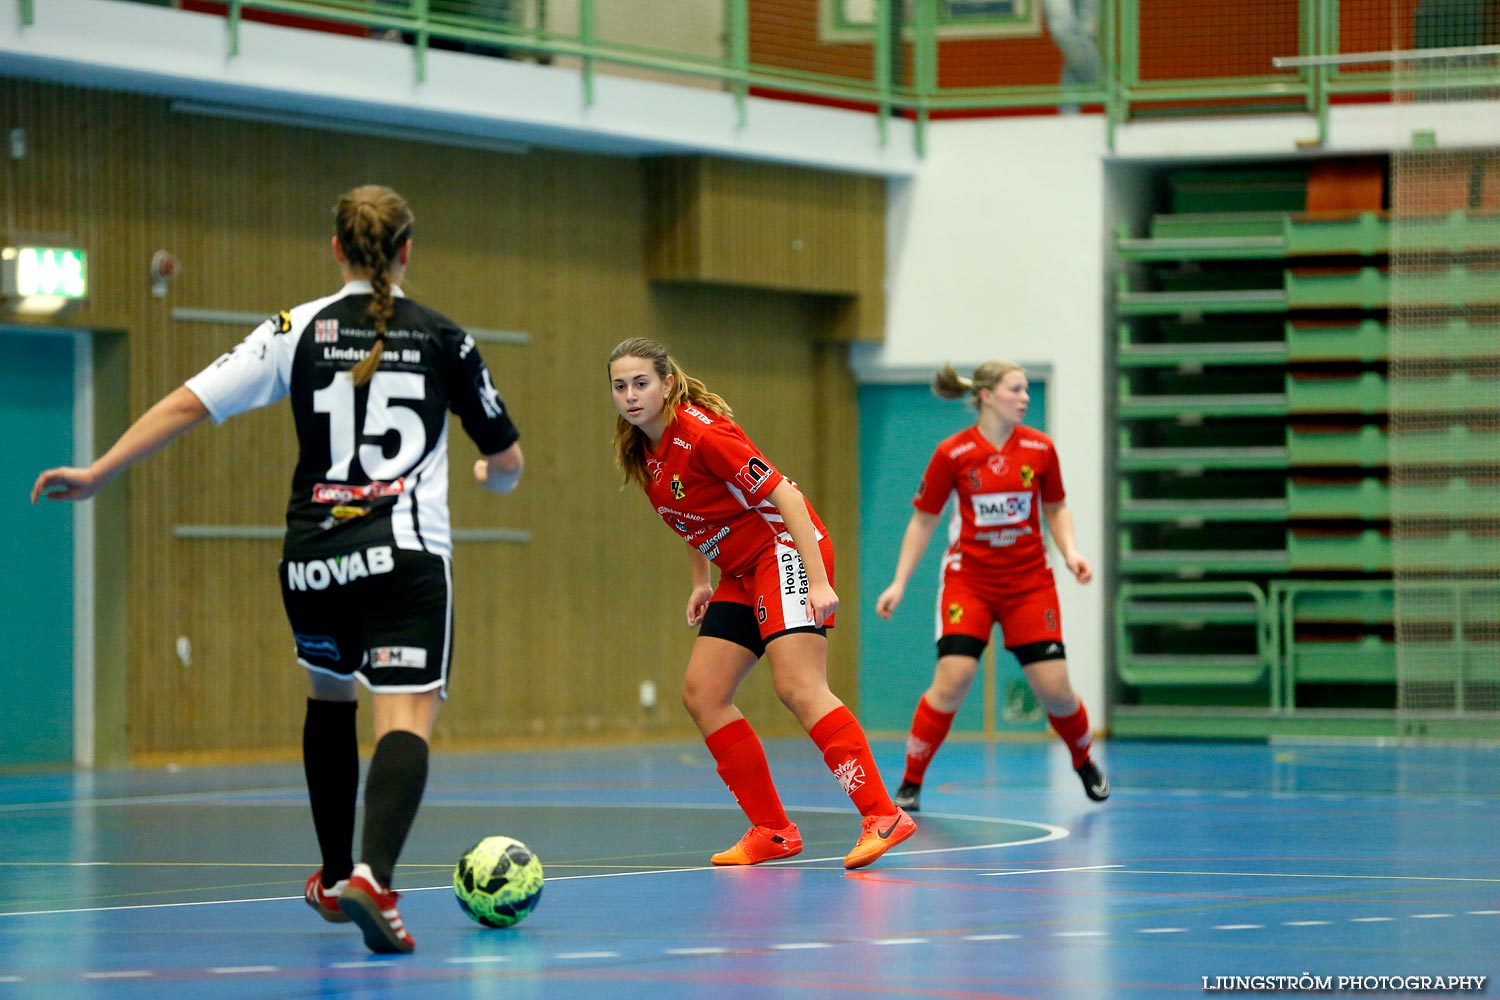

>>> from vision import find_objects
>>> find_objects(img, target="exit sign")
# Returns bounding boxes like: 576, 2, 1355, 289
1, 246, 87, 314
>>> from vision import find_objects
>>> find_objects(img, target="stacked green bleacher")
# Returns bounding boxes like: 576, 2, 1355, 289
1108, 164, 1500, 738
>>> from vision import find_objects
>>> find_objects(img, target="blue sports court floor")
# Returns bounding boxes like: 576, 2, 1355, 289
2, 737, 1497, 999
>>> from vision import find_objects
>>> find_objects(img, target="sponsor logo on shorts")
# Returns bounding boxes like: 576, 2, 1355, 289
972, 491, 1032, 527
370, 646, 427, 668
947, 602, 964, 624
285, 545, 395, 591
294, 633, 340, 661
780, 549, 809, 600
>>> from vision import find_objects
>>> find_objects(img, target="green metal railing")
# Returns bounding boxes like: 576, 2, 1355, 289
29, 0, 1500, 154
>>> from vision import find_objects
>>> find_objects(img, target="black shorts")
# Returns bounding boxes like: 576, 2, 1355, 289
278, 544, 453, 696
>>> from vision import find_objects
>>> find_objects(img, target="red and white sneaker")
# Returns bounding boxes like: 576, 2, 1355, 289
710, 823, 803, 866
304, 869, 351, 924
338, 863, 415, 954
843, 808, 916, 870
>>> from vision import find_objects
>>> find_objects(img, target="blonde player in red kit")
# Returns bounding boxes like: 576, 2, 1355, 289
875, 362, 1108, 811
609, 337, 915, 870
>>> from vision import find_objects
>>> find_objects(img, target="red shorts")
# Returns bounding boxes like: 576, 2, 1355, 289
713, 534, 836, 640
934, 567, 1061, 649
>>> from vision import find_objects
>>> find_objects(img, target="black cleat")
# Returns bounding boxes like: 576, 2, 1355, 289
893, 780, 922, 812
1075, 758, 1110, 802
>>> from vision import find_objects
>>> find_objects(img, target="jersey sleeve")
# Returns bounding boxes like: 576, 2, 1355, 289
1039, 444, 1066, 504
912, 445, 954, 515
443, 331, 520, 455
183, 317, 290, 424
695, 420, 784, 502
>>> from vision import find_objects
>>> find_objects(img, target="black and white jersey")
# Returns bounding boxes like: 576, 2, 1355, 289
185, 280, 520, 559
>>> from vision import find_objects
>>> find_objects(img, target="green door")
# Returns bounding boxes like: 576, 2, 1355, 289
858, 377, 1048, 735
1, 329, 77, 766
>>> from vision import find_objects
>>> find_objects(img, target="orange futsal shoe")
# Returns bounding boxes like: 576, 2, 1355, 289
711, 823, 803, 866
843, 808, 916, 870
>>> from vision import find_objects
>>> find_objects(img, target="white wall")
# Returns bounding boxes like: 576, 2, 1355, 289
863, 100, 1500, 732
856, 115, 1113, 723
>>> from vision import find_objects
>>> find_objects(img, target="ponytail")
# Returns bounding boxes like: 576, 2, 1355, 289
934, 360, 1024, 409
334, 185, 414, 387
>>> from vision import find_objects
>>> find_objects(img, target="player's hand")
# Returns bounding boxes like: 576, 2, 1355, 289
808, 582, 839, 627
874, 582, 904, 619
31, 466, 101, 503
1067, 552, 1093, 585
473, 458, 489, 486
685, 583, 714, 627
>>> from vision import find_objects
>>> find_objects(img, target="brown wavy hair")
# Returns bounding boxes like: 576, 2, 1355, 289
334, 185, 414, 387
608, 337, 732, 489
933, 361, 1025, 408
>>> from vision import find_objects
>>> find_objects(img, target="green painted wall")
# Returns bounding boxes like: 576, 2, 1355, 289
858, 377, 1048, 734
1, 329, 75, 766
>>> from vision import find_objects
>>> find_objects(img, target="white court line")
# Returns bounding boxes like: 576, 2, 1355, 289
1213, 924, 1264, 931
981, 864, 1124, 877
209, 966, 277, 974
1283, 921, 1331, 926
1137, 928, 1187, 934
445, 956, 509, 964
665, 947, 730, 955
82, 970, 152, 979
554, 952, 620, 960
1054, 930, 1107, 937
1412, 913, 1454, 918
871, 938, 927, 946
1351, 917, 1394, 922
769, 943, 831, 951
1104, 869, 1500, 883
0, 811, 1069, 919
964, 934, 1020, 941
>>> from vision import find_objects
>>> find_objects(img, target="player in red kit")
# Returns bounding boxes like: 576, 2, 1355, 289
875, 362, 1108, 811
609, 337, 915, 870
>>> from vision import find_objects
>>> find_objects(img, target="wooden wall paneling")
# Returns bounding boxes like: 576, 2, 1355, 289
2, 79, 868, 759
644, 157, 887, 340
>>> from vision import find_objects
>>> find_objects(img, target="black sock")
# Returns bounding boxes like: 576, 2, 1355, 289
361, 730, 430, 888
303, 698, 359, 886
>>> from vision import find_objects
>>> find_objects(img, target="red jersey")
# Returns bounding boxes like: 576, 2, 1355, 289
913, 424, 1064, 579
641, 403, 828, 577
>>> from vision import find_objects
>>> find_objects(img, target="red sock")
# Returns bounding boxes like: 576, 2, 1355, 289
903, 695, 956, 786
705, 719, 789, 829
1048, 703, 1093, 768
809, 705, 896, 817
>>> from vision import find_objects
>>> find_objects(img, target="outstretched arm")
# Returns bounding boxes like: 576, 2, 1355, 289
31, 385, 210, 503
875, 509, 941, 618
1042, 499, 1092, 584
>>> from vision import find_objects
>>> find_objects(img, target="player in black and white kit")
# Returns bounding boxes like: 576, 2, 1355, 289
31, 185, 523, 955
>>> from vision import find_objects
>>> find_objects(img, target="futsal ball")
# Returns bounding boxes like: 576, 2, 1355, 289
454, 835, 544, 928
